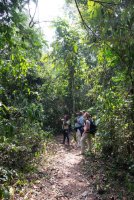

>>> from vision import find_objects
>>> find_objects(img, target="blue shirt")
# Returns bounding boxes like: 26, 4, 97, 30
78, 116, 85, 127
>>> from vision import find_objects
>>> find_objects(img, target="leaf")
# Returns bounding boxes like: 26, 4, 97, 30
73, 44, 78, 53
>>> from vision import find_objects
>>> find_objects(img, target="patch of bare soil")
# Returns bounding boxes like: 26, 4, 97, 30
14, 135, 133, 200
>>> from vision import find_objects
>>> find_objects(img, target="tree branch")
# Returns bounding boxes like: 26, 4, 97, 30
34, 20, 54, 24
74, 0, 97, 37
29, 0, 38, 28
74, 0, 130, 69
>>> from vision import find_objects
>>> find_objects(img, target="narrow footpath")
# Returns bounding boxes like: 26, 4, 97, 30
15, 135, 132, 200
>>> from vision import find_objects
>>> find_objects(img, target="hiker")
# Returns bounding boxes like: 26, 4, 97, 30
74, 112, 81, 147
77, 111, 85, 136
80, 112, 92, 154
62, 115, 71, 145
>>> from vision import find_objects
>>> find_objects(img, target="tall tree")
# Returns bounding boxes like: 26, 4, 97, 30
65, 0, 134, 159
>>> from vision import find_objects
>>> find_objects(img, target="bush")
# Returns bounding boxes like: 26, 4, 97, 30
0, 121, 52, 187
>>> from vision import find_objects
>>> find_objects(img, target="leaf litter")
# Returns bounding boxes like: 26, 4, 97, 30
14, 135, 133, 200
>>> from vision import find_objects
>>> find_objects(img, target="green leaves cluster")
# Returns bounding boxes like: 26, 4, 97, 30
64, 0, 134, 162
0, 1, 50, 195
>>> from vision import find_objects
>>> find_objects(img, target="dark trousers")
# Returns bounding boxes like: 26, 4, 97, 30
63, 129, 69, 144
78, 126, 84, 136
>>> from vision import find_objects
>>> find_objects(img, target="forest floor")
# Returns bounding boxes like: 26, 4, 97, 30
14, 134, 133, 200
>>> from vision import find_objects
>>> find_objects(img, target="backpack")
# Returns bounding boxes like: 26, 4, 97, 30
90, 119, 97, 135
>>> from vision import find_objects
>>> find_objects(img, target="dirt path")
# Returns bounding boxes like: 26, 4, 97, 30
39, 143, 94, 199
15, 135, 132, 200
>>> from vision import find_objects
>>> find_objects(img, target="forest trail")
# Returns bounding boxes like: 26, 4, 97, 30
15, 135, 130, 200
38, 135, 95, 200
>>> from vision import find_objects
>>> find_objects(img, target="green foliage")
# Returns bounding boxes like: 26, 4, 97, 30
65, 0, 134, 165
0, 0, 134, 196
0, 1, 51, 196
51, 19, 95, 114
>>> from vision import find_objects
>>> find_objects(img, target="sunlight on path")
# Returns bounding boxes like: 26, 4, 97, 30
42, 136, 95, 200
15, 135, 95, 200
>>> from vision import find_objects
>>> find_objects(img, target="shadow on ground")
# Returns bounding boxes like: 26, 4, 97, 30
14, 134, 134, 200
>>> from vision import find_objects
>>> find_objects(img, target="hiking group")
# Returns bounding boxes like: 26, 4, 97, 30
61, 111, 97, 155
